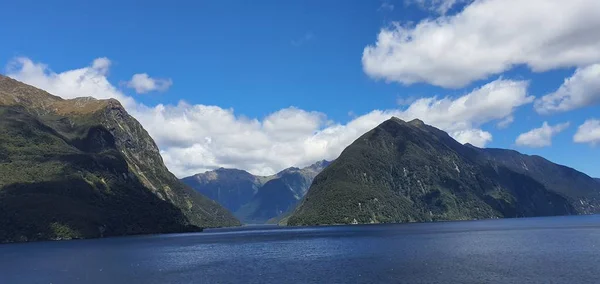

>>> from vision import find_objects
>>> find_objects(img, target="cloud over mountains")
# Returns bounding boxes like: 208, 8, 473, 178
6, 57, 532, 177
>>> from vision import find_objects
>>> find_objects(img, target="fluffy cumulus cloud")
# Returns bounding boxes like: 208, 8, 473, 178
126, 73, 173, 94
363, 0, 600, 88
573, 119, 600, 146
452, 129, 492, 147
535, 64, 600, 114
515, 122, 570, 148
6, 58, 532, 177
6, 57, 136, 107
396, 79, 532, 137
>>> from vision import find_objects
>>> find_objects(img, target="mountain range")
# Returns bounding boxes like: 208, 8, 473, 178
288, 118, 600, 225
182, 160, 330, 224
0, 75, 239, 242
2, 74, 599, 242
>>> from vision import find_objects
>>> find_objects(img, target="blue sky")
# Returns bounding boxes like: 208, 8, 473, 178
2, 0, 427, 116
1, 0, 600, 178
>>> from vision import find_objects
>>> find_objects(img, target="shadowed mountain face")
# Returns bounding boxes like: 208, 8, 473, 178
470, 146, 600, 214
182, 160, 330, 224
0, 75, 239, 243
181, 168, 262, 214
288, 118, 600, 226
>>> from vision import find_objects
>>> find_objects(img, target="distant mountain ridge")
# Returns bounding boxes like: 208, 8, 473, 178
288, 117, 600, 226
471, 146, 600, 214
0, 75, 239, 242
182, 168, 264, 214
182, 160, 331, 223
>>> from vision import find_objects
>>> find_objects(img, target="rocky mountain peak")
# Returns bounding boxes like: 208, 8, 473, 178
408, 118, 425, 127
0, 75, 124, 117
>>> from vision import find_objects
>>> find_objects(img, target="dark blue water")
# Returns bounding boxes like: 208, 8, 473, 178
2, 215, 600, 284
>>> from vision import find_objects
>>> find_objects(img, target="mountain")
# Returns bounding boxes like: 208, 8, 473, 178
0, 75, 239, 243
470, 145, 600, 214
181, 168, 267, 213
236, 160, 330, 224
288, 118, 600, 226
596, 178, 600, 184
182, 160, 330, 224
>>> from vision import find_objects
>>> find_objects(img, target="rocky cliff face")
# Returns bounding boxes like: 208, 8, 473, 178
288, 118, 600, 226
0, 75, 239, 242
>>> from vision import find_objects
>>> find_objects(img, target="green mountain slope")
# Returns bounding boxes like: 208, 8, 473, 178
288, 118, 600, 226
470, 145, 600, 213
0, 75, 239, 242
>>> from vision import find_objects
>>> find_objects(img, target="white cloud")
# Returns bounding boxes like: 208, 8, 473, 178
6, 58, 532, 177
379, 2, 395, 12
395, 79, 532, 135
396, 96, 417, 106
6, 57, 136, 107
497, 115, 514, 129
573, 119, 600, 146
535, 64, 600, 114
406, 0, 469, 15
452, 129, 492, 147
515, 121, 570, 148
126, 73, 173, 94
363, 0, 600, 88
91, 57, 111, 75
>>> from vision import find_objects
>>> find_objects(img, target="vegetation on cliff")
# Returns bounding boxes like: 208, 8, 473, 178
0, 75, 239, 242
288, 118, 600, 226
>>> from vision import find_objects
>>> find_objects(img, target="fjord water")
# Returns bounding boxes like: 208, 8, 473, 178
2, 216, 600, 284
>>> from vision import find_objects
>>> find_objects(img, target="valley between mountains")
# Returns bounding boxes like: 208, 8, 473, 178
1, 75, 599, 243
